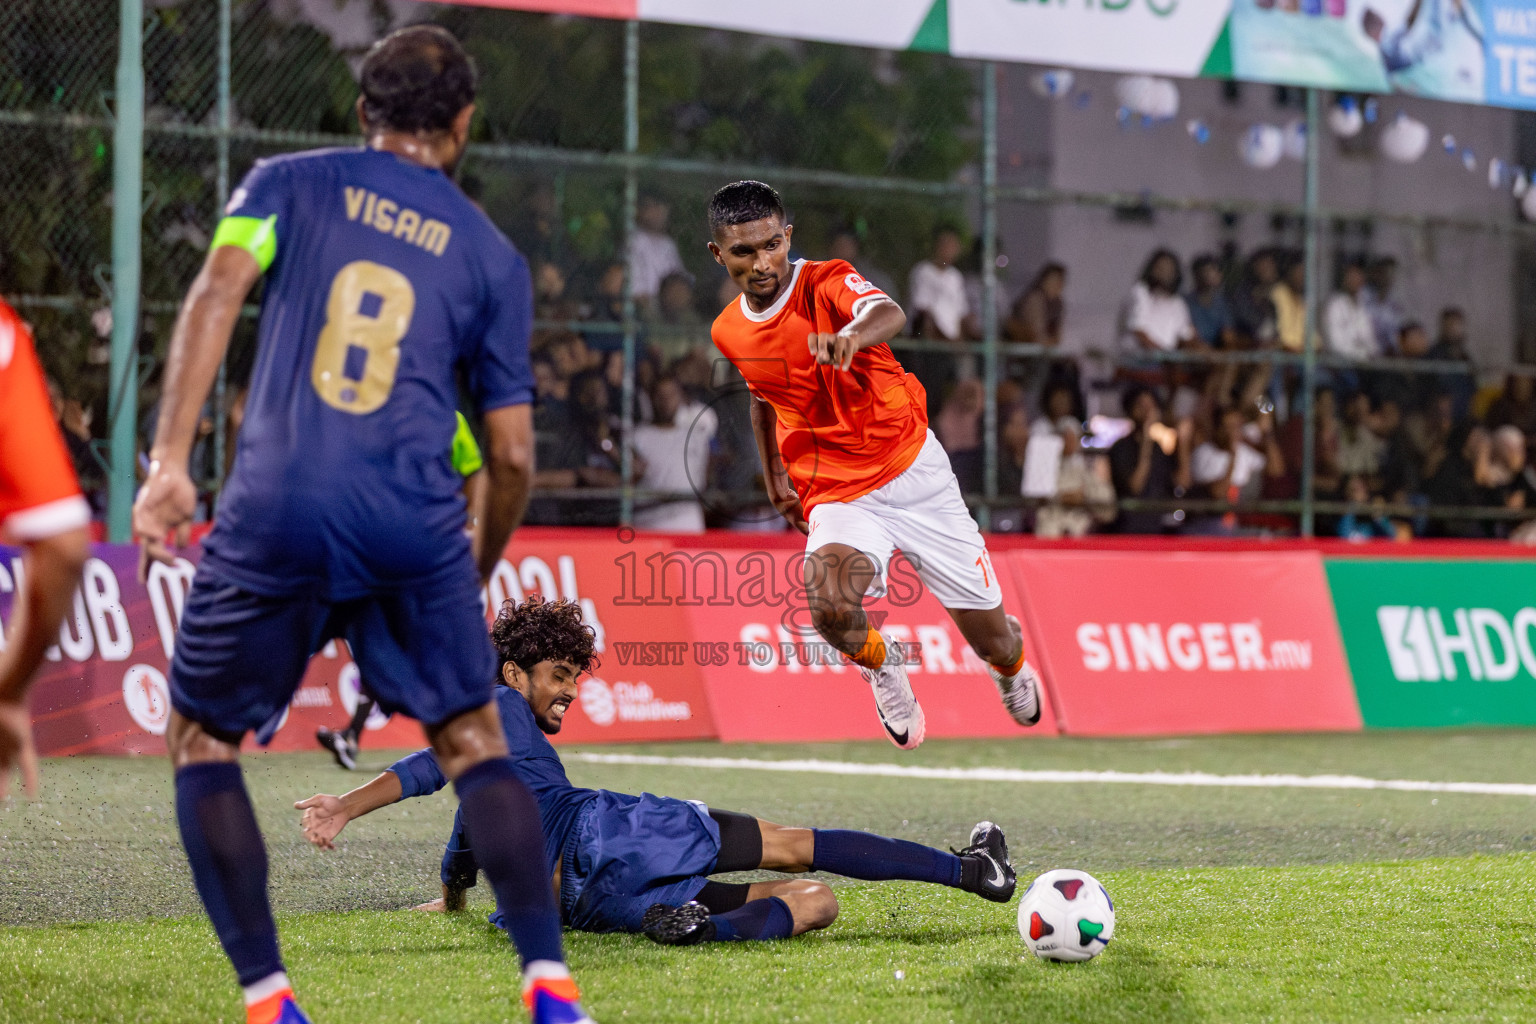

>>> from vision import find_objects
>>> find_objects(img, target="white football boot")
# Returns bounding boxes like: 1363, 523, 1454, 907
990, 615, 1043, 727
860, 631, 926, 750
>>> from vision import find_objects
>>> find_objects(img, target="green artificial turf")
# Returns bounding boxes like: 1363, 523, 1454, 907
5, 733, 1536, 1022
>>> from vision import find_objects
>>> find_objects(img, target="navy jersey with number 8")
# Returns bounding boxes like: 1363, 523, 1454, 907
202, 147, 532, 600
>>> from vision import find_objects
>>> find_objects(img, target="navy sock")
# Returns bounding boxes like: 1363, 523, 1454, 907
173, 762, 284, 986
454, 758, 564, 967
709, 897, 794, 942
811, 829, 963, 887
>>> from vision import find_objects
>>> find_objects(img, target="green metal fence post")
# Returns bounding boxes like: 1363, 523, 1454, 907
619, 18, 639, 530
1299, 88, 1322, 537
980, 61, 999, 531
108, 0, 144, 542
212, 0, 232, 495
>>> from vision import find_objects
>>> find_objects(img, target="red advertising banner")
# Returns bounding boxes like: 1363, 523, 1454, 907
3, 533, 713, 756
668, 537, 1057, 743
1004, 551, 1362, 736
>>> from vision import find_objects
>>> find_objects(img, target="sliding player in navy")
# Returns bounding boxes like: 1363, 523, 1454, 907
297, 597, 1018, 945
132, 27, 591, 1024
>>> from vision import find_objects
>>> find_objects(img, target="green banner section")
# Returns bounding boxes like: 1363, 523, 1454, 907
1326, 559, 1536, 729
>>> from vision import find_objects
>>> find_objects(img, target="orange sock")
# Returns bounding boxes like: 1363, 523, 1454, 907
523, 976, 582, 1010
851, 628, 887, 671
994, 646, 1026, 679
246, 990, 293, 1024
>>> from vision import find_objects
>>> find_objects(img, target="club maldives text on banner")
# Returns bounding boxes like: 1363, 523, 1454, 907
1325, 558, 1536, 728
0, 536, 713, 756
425, 0, 1536, 111
1006, 550, 1362, 736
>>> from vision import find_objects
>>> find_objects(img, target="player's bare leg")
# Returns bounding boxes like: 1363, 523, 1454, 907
803, 543, 925, 748
948, 604, 1042, 726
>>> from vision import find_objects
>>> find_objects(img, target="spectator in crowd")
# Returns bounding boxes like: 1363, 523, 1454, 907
1373, 320, 1433, 412
1272, 254, 1311, 354
1193, 405, 1285, 531
994, 402, 1031, 530
1337, 475, 1397, 540
1423, 421, 1495, 537
46, 377, 101, 512
1323, 258, 1376, 362
1373, 397, 1421, 505
632, 375, 713, 533
1034, 417, 1113, 539
1184, 254, 1235, 349
1109, 384, 1192, 534
650, 271, 702, 330
935, 378, 985, 494
1336, 390, 1385, 478
533, 261, 576, 323
1232, 248, 1280, 350
1121, 249, 1195, 352
629, 193, 686, 311
1269, 386, 1341, 506
909, 226, 973, 343
532, 371, 640, 526
584, 262, 629, 353
828, 227, 899, 300
1005, 262, 1065, 347
1427, 306, 1476, 419
1362, 255, 1405, 356
508, 180, 559, 266
1486, 374, 1536, 435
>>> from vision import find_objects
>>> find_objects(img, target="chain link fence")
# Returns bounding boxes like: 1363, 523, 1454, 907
5, 1, 1535, 539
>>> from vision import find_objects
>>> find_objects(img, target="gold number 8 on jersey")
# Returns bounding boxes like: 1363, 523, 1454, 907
311, 260, 415, 414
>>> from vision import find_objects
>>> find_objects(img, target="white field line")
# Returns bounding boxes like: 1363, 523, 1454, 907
564, 752, 1536, 798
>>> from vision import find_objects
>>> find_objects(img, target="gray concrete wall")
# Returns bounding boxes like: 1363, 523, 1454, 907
994, 68, 1519, 373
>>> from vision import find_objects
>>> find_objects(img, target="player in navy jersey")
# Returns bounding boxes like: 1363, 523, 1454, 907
297, 597, 1018, 946
131, 27, 591, 1024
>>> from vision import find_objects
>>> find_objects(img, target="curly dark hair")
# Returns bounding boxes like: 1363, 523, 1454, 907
490, 596, 599, 676
359, 25, 477, 135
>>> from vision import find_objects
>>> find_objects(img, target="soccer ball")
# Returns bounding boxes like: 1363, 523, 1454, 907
1016, 868, 1115, 962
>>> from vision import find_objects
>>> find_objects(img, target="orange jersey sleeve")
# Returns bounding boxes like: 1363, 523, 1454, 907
711, 259, 928, 513
0, 300, 89, 542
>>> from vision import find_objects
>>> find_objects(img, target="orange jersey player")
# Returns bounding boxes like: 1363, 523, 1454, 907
706, 180, 1041, 749
0, 297, 90, 798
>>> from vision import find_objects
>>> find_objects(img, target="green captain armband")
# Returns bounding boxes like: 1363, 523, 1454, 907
210, 214, 278, 272
452, 411, 484, 478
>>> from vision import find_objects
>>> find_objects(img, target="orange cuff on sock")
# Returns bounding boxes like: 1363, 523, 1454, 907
851, 628, 887, 671
996, 648, 1026, 679
247, 990, 294, 1024
524, 977, 582, 1009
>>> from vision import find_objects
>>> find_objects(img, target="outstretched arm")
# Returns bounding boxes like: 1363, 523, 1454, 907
750, 394, 807, 535
296, 746, 447, 849
295, 769, 404, 850
808, 298, 907, 371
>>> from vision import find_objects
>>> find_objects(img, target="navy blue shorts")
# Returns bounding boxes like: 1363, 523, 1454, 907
557, 791, 721, 932
169, 563, 495, 741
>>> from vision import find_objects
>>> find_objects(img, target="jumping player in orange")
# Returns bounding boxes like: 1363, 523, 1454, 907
706, 180, 1040, 748
0, 297, 90, 798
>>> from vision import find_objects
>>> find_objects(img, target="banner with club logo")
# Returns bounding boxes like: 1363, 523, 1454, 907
2, 533, 714, 756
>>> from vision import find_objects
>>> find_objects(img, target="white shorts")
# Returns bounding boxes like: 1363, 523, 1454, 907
806, 430, 1002, 611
